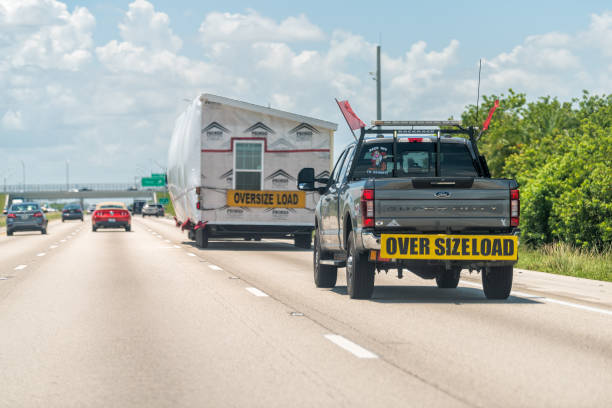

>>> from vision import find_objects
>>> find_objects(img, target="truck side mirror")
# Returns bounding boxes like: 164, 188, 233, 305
297, 168, 315, 191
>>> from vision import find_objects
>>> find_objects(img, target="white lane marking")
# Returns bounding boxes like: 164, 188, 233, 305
165, 239, 170, 243
187, 253, 196, 257
60, 239, 66, 242
37, 252, 46, 257
49, 245, 58, 249
324, 334, 378, 359
460, 280, 612, 316
173, 245, 181, 249
208, 264, 223, 271
245, 287, 268, 297
14, 265, 27, 270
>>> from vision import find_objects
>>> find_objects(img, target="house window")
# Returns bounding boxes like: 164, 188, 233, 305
234, 141, 263, 190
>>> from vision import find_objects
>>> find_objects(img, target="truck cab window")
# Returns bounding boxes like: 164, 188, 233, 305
330, 148, 349, 184
234, 142, 263, 190
338, 146, 355, 182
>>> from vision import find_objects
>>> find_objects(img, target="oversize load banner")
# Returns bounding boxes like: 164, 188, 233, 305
380, 234, 518, 261
227, 190, 306, 208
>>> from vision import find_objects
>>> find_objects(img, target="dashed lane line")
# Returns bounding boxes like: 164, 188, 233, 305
14, 265, 27, 270
324, 334, 378, 359
49, 245, 58, 249
460, 280, 612, 317
187, 253, 196, 257
245, 287, 269, 297
208, 264, 223, 271
37, 253, 46, 257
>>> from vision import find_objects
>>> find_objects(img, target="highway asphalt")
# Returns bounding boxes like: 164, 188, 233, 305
0, 216, 611, 407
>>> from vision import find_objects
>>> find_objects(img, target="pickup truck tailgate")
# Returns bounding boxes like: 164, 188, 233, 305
374, 178, 512, 232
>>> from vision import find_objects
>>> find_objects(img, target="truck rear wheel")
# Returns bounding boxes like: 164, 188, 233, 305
346, 231, 375, 299
313, 232, 336, 288
196, 227, 208, 249
294, 233, 312, 249
435, 267, 460, 288
482, 265, 513, 299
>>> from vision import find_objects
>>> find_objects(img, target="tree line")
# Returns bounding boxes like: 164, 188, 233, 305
460, 90, 611, 250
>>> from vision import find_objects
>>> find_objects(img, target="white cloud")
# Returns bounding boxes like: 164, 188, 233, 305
0, 0, 94, 71
582, 11, 612, 56
2, 110, 24, 130
199, 10, 324, 45
119, 0, 182, 52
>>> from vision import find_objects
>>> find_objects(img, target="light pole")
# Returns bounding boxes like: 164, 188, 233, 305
20, 160, 25, 192
66, 160, 70, 191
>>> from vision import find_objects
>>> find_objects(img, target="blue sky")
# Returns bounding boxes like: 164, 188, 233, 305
1, 0, 611, 184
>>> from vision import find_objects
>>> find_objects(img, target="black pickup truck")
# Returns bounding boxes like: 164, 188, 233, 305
298, 121, 520, 299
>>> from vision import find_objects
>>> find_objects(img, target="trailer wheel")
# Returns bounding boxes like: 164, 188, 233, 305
313, 231, 337, 288
435, 267, 460, 288
294, 234, 312, 249
482, 265, 513, 299
196, 227, 208, 249
346, 231, 375, 299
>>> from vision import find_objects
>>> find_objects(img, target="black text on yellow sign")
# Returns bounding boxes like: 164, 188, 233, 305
380, 234, 518, 261
227, 190, 306, 208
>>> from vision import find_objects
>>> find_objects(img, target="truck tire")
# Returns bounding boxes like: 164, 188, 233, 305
346, 231, 375, 299
313, 231, 337, 288
435, 267, 460, 288
196, 227, 208, 249
482, 265, 513, 299
294, 234, 312, 249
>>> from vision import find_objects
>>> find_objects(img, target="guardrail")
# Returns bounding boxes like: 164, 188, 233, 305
1, 183, 166, 193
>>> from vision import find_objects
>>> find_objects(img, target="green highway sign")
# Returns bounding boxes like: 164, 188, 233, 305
141, 177, 165, 187
158, 198, 169, 205
151, 173, 166, 179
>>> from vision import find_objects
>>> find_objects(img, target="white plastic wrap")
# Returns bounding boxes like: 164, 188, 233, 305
167, 97, 202, 223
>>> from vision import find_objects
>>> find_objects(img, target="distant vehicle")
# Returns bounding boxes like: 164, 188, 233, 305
92, 202, 131, 232
11, 197, 24, 204
132, 199, 147, 214
6, 202, 48, 235
142, 204, 164, 217
87, 204, 97, 214
127, 186, 138, 191
62, 203, 84, 222
78, 187, 92, 192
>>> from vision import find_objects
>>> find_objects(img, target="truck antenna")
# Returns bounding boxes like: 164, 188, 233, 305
476, 59, 482, 121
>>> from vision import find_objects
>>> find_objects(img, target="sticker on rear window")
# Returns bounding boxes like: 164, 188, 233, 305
366, 146, 389, 175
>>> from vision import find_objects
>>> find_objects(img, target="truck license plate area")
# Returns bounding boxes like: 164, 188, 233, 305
380, 234, 518, 261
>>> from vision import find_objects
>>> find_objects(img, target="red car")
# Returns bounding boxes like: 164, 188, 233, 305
92, 202, 131, 232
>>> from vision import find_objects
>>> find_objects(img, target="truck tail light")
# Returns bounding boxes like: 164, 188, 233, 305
196, 201, 201, 210
510, 189, 519, 227
361, 189, 374, 228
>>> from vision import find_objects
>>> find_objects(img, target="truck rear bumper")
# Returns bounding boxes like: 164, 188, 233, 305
360, 231, 381, 250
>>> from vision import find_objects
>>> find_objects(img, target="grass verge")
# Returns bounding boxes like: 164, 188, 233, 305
155, 191, 175, 217
518, 243, 612, 282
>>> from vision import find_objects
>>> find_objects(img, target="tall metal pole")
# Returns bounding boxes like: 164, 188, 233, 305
66, 160, 70, 191
20, 160, 25, 192
376, 45, 382, 121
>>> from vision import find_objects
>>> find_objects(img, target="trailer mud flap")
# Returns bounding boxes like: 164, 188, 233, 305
380, 234, 518, 261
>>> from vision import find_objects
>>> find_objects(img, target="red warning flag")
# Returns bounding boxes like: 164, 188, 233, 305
336, 99, 366, 130
482, 99, 500, 131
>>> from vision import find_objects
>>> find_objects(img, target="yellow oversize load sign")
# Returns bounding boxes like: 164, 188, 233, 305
227, 190, 306, 208
380, 234, 518, 261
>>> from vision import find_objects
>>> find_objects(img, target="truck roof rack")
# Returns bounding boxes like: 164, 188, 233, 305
371, 120, 462, 127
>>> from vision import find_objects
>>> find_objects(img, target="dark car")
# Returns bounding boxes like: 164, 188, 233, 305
62, 203, 84, 222
6, 202, 48, 235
